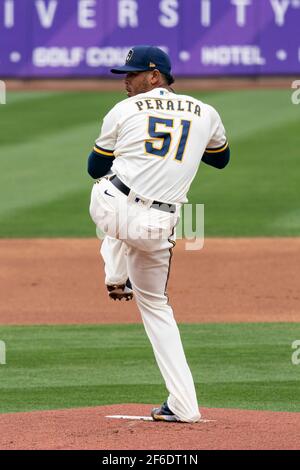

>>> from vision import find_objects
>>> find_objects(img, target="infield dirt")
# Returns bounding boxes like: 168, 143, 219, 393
0, 238, 299, 324
6, 77, 294, 92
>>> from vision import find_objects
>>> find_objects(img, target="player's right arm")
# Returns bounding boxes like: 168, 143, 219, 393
87, 107, 118, 179
202, 105, 230, 169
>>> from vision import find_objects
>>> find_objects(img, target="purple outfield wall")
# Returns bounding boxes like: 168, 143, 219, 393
0, 0, 300, 77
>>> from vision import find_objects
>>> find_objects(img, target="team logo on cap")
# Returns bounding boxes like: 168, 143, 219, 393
126, 49, 133, 63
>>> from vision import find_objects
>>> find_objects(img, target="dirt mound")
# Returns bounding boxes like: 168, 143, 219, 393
0, 404, 299, 450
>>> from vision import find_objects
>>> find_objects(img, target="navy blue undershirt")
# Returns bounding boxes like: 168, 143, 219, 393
202, 146, 230, 169
88, 151, 115, 179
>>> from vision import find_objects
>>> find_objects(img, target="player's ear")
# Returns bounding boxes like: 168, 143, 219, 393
150, 69, 161, 85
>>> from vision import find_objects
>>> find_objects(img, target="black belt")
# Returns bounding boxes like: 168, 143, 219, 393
110, 175, 176, 214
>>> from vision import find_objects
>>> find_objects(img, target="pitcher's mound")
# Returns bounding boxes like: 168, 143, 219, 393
0, 404, 299, 450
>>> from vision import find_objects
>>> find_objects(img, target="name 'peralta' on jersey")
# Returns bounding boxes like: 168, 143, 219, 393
95, 88, 228, 204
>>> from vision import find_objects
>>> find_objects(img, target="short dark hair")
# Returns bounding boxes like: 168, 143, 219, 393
162, 73, 175, 86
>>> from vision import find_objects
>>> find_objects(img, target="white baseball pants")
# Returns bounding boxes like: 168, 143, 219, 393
90, 177, 200, 423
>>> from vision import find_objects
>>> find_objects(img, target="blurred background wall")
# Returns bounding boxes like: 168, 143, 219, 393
1, 0, 299, 78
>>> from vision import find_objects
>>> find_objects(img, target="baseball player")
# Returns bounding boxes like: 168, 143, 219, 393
88, 46, 230, 423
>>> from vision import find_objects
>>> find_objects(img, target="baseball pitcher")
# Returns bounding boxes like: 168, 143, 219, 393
88, 46, 230, 423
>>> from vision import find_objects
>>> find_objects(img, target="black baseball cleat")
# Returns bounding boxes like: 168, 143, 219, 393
107, 278, 133, 301
151, 402, 181, 422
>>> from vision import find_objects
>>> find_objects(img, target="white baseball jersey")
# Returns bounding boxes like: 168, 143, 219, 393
95, 87, 227, 204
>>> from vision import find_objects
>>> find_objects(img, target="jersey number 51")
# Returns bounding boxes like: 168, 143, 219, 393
145, 117, 191, 162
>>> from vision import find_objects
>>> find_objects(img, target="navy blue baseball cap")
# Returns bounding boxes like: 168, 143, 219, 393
111, 45, 174, 83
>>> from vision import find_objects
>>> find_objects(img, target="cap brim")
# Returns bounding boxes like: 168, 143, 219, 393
110, 65, 149, 74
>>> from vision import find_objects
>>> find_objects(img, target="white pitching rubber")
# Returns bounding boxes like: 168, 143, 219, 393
106, 415, 215, 423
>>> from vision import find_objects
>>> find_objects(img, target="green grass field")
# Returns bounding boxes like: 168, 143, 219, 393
0, 88, 298, 418
0, 89, 299, 237
0, 324, 299, 414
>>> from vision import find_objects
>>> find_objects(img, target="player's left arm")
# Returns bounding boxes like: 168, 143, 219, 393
202, 141, 230, 169
202, 106, 230, 170
87, 107, 118, 179
88, 146, 115, 179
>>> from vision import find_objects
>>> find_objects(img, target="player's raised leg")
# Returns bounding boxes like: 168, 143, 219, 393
100, 236, 133, 301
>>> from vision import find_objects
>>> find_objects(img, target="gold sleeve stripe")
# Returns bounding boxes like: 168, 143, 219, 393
205, 142, 229, 154
93, 146, 114, 156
